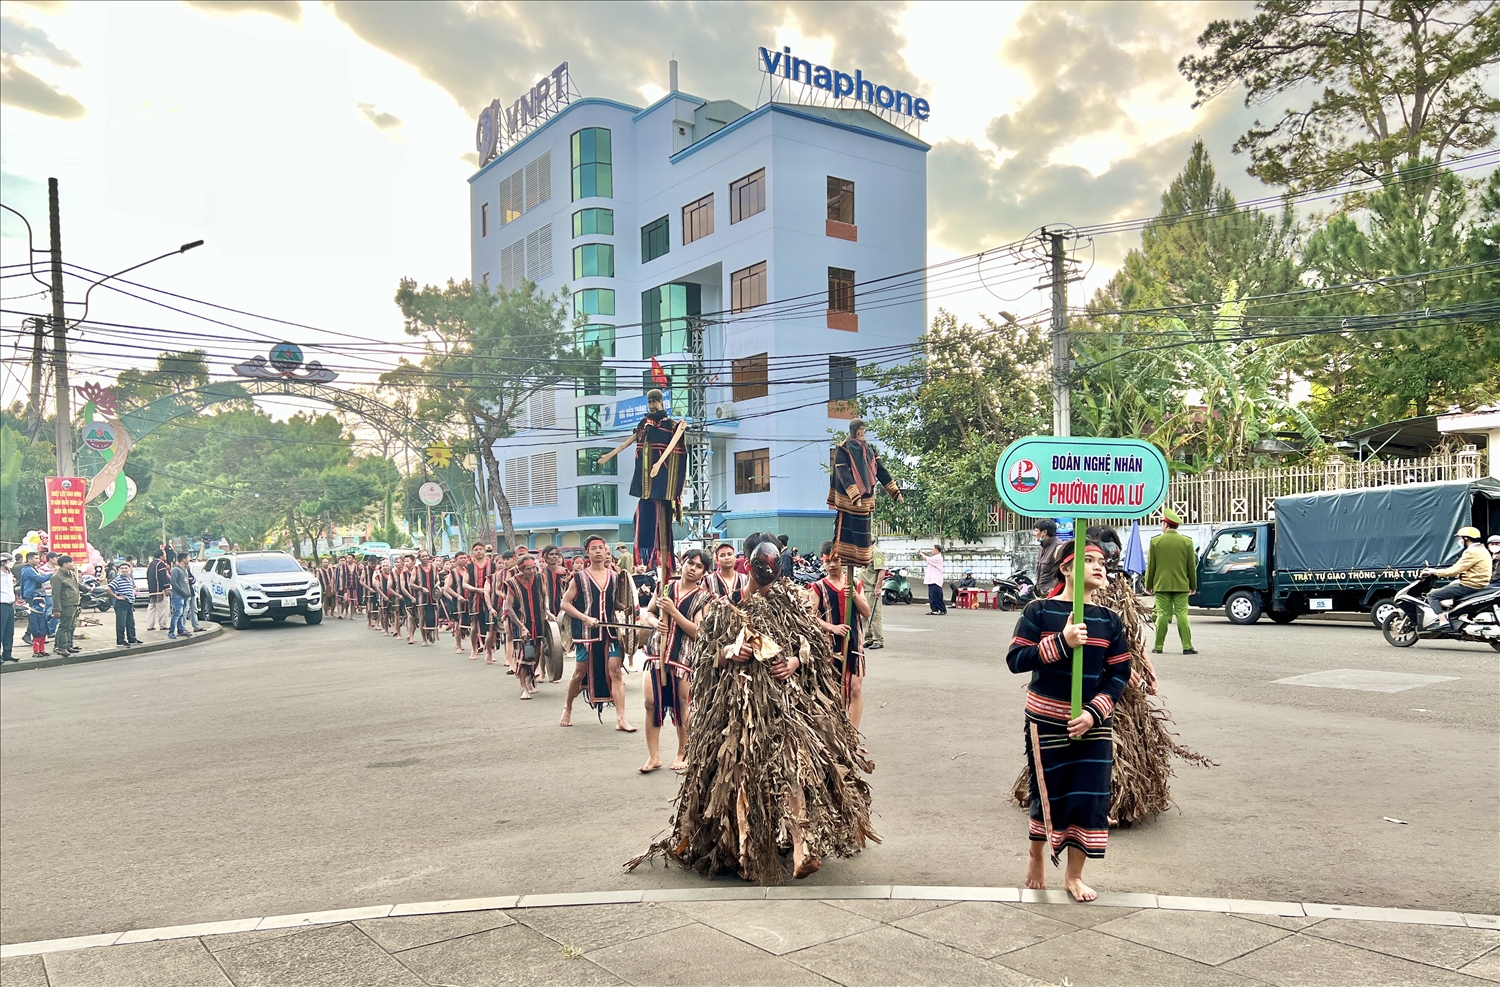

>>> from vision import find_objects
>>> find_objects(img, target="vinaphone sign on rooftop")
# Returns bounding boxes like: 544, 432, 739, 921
757, 46, 931, 121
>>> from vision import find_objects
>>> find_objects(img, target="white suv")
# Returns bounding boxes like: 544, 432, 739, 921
198, 552, 323, 628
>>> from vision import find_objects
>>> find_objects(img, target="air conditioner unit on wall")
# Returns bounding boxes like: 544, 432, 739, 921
715, 404, 739, 421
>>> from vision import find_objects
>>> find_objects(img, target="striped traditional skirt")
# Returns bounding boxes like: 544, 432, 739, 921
1024, 707, 1113, 863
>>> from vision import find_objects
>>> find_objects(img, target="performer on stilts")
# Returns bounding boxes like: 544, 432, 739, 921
640, 547, 710, 773
1011, 525, 1214, 824
628, 532, 877, 884
827, 420, 902, 730
1007, 538, 1132, 902
808, 540, 872, 730
560, 535, 634, 731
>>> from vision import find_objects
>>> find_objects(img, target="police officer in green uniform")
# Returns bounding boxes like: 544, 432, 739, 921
1146, 508, 1198, 655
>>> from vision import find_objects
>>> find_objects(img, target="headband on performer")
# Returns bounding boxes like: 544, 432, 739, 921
1046, 543, 1106, 598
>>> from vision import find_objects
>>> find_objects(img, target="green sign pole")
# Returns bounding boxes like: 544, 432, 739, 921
992, 436, 1171, 725
1071, 522, 1084, 718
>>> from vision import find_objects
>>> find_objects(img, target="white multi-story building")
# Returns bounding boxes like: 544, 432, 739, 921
468, 68, 928, 553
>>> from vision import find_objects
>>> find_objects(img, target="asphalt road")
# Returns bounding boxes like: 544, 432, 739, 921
2, 601, 1496, 944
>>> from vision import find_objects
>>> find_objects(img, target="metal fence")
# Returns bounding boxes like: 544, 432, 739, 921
878, 448, 1484, 538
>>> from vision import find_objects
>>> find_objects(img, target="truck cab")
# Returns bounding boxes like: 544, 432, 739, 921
1193, 523, 1279, 624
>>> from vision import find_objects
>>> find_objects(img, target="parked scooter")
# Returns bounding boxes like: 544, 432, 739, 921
792, 558, 826, 587
992, 569, 1037, 611
882, 567, 913, 605
1381, 574, 1500, 651
80, 574, 113, 613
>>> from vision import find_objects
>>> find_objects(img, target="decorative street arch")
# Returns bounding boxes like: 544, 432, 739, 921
74, 344, 480, 538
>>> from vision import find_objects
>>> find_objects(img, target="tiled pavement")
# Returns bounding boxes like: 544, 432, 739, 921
4, 888, 1498, 986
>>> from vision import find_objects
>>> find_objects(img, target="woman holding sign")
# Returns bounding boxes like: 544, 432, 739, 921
1006, 539, 1131, 902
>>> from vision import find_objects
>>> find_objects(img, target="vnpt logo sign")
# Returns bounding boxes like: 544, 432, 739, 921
758, 46, 930, 121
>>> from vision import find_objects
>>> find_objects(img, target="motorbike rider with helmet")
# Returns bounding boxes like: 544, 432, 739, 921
1488, 534, 1500, 584
1422, 526, 1491, 625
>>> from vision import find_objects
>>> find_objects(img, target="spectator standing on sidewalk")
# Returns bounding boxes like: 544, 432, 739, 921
860, 544, 885, 650
0, 553, 16, 662
51, 555, 83, 656
169, 554, 193, 639
20, 551, 51, 656
108, 563, 142, 646
918, 544, 947, 615
1033, 521, 1062, 598
145, 549, 170, 632
1146, 508, 1198, 655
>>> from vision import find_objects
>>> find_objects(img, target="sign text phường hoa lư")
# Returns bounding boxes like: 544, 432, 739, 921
995, 437, 1169, 520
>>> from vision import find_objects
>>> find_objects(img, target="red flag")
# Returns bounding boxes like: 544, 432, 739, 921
650, 357, 669, 388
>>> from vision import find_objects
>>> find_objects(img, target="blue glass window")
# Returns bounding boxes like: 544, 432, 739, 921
571, 128, 613, 200
573, 243, 615, 279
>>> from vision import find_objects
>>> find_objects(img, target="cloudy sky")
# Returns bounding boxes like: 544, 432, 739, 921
0, 0, 1271, 407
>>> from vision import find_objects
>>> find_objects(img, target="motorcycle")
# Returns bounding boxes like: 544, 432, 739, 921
992, 569, 1037, 611
1381, 574, 1500, 651
882, 567, 913, 605
80, 575, 113, 613
792, 558, 826, 587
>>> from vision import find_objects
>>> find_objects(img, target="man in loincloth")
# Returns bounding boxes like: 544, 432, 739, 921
504, 552, 549, 699
639, 547, 710, 773
703, 541, 749, 604
541, 545, 572, 681
444, 551, 470, 653
461, 543, 495, 662
559, 535, 634, 732
808, 540, 872, 730
1006, 538, 1131, 902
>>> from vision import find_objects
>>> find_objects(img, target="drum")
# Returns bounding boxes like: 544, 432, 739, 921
544, 618, 565, 682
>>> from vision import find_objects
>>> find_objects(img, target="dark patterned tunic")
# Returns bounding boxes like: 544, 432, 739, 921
704, 569, 749, 605
645, 580, 709, 727
809, 576, 865, 705
629, 411, 687, 573
570, 568, 622, 707
1006, 599, 1131, 861
827, 438, 898, 567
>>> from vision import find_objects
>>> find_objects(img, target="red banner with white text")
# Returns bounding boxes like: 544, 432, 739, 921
45, 476, 89, 557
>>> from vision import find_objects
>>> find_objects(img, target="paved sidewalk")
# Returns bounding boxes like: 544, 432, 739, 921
0, 622, 224, 673
4, 887, 1496, 986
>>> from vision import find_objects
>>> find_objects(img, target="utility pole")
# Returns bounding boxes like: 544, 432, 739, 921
48, 178, 72, 477
26, 316, 46, 437
683, 317, 713, 546
1047, 230, 1070, 439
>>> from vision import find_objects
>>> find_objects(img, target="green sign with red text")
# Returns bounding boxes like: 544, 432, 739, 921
995, 436, 1169, 520
996, 435, 1170, 720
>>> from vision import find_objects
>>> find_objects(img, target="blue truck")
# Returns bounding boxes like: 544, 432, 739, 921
1192, 478, 1500, 626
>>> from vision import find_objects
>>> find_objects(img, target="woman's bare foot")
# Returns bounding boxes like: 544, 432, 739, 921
1025, 856, 1047, 890
639, 757, 661, 773
670, 756, 687, 772
559, 709, 573, 727
615, 721, 637, 733
1065, 876, 1096, 902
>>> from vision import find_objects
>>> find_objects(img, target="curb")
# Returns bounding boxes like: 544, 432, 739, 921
3, 886, 1495, 958
0, 623, 226, 673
